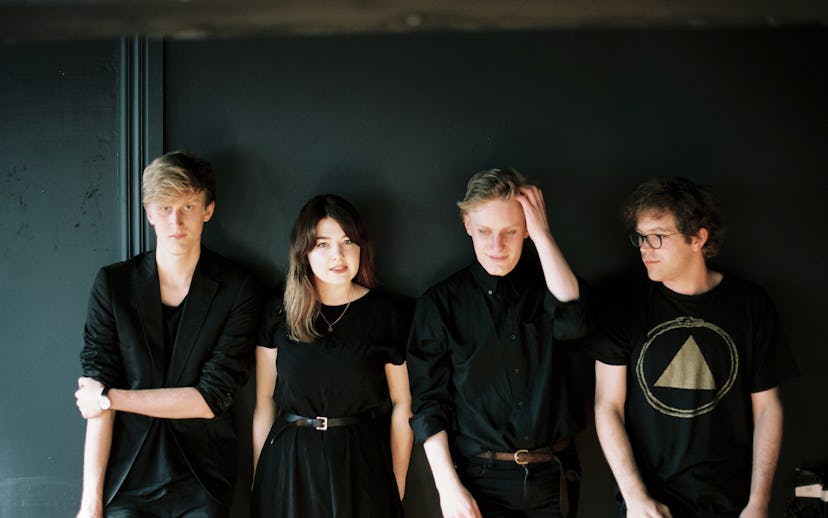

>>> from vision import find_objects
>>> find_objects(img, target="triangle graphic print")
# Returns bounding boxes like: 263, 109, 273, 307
654, 335, 716, 390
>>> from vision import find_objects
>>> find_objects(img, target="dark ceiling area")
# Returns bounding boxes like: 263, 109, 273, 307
2, 0, 828, 42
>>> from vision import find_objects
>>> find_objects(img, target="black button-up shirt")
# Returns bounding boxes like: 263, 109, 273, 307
407, 256, 590, 458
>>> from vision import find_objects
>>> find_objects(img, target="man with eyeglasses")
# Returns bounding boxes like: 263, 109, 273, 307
588, 177, 797, 517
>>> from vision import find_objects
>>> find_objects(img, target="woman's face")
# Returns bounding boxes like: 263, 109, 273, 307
306, 217, 361, 289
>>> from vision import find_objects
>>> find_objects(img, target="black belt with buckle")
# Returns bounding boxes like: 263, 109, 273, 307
267, 409, 379, 446
282, 410, 376, 431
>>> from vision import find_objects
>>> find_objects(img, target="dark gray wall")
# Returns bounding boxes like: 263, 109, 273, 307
1, 27, 826, 517
0, 40, 122, 515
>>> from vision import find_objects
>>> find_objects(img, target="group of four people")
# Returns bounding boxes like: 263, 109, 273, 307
74, 151, 797, 518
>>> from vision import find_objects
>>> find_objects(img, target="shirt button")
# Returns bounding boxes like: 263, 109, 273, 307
513, 368, 520, 374
510, 334, 516, 340
487, 290, 493, 295
523, 435, 529, 441
518, 401, 525, 407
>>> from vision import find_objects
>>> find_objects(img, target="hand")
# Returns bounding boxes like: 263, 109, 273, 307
515, 185, 551, 242
437, 480, 482, 518
739, 500, 769, 518
75, 377, 106, 419
76, 498, 103, 518
626, 495, 672, 518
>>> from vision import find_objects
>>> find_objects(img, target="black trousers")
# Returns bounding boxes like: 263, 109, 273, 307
105, 476, 228, 518
457, 445, 581, 518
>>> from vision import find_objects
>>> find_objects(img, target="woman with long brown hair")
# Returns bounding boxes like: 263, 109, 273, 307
252, 194, 412, 517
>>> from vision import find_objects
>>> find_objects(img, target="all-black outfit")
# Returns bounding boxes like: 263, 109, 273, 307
80, 248, 261, 515
252, 289, 411, 518
407, 256, 591, 517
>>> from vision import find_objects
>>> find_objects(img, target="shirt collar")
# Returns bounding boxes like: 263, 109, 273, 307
471, 258, 529, 296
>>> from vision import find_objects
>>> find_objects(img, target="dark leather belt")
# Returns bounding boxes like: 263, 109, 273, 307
282, 411, 374, 431
472, 438, 573, 517
474, 438, 571, 465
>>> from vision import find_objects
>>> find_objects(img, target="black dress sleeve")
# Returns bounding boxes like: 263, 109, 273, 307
258, 296, 285, 350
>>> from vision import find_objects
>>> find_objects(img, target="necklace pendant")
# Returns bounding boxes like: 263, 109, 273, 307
327, 325, 333, 332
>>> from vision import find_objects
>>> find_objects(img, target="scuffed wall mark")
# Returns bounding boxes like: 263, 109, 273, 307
16, 193, 30, 240
74, 167, 105, 236
1, 166, 32, 254
79, 187, 100, 216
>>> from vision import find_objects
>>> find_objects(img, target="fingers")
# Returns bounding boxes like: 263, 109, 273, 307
516, 185, 551, 240
74, 378, 103, 419
516, 185, 547, 215
518, 184, 543, 203
519, 184, 541, 196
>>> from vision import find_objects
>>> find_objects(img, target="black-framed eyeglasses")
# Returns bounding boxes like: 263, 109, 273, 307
629, 232, 681, 249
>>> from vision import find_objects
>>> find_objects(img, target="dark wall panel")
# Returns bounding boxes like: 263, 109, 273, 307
165, 28, 828, 517
0, 40, 122, 515
2, 26, 826, 517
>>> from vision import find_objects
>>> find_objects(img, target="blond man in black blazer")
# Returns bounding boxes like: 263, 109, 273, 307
74, 152, 260, 517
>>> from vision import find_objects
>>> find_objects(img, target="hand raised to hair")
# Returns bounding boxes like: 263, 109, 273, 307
515, 185, 552, 242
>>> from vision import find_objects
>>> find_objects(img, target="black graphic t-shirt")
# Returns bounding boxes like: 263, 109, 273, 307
588, 274, 798, 516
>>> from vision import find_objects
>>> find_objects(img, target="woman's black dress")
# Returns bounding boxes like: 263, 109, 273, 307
252, 289, 410, 518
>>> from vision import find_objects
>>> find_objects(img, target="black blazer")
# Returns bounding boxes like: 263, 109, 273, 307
80, 248, 260, 506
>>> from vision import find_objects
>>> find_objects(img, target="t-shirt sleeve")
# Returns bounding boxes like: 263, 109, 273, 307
748, 287, 799, 392
258, 297, 284, 350
582, 276, 639, 365
379, 291, 414, 366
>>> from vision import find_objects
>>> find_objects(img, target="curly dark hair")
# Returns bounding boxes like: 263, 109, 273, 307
622, 177, 724, 259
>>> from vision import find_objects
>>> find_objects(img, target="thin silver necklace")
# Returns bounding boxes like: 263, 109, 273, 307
319, 286, 351, 333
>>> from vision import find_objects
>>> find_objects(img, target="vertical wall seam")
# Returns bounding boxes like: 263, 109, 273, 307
118, 36, 163, 260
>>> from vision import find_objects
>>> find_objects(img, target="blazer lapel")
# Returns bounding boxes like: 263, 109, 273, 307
167, 250, 219, 386
129, 251, 165, 387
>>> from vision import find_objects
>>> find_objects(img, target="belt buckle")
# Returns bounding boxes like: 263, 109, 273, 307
315, 416, 328, 431
514, 449, 529, 465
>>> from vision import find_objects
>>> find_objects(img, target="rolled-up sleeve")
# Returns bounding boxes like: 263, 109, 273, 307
545, 277, 593, 341
80, 268, 123, 388
407, 290, 455, 444
195, 275, 261, 417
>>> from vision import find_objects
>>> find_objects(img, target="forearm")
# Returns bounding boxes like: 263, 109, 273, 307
423, 431, 483, 518
253, 346, 278, 474
533, 231, 579, 302
79, 411, 114, 513
595, 403, 652, 503
747, 390, 784, 509
390, 402, 414, 499
108, 386, 213, 419
423, 430, 463, 492
252, 400, 276, 472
